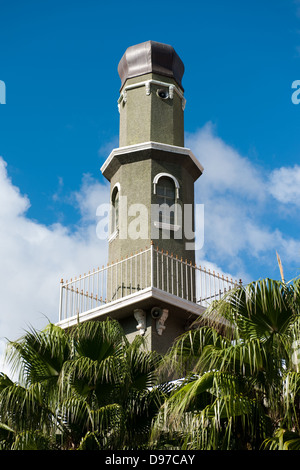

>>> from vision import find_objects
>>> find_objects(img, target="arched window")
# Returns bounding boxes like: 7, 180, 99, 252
156, 176, 176, 224
153, 173, 180, 229
111, 184, 120, 234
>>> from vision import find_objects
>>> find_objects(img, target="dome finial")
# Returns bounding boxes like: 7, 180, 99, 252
118, 40, 184, 90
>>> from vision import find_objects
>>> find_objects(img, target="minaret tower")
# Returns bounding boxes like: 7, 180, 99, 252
100, 41, 204, 353
57, 41, 209, 355
58, 41, 239, 353
102, 41, 202, 264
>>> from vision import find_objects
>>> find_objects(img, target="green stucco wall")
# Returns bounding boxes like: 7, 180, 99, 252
107, 149, 196, 265
119, 73, 184, 148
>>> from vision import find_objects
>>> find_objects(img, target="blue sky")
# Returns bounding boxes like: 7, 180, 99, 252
0, 0, 300, 367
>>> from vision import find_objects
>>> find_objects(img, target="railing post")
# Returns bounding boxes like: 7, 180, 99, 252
150, 241, 154, 288
59, 279, 64, 322
175, 255, 178, 297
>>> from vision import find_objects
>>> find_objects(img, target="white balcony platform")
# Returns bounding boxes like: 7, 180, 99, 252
56, 286, 207, 330
56, 244, 240, 330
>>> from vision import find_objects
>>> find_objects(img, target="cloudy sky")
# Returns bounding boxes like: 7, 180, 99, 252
0, 0, 300, 375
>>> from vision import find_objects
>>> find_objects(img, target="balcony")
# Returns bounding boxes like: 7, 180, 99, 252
57, 243, 241, 329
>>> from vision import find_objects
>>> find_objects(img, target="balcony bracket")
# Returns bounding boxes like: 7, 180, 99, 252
134, 309, 147, 335
156, 309, 169, 335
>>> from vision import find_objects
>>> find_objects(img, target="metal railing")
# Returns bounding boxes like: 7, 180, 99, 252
58, 243, 241, 322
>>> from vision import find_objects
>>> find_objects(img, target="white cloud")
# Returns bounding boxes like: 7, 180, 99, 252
268, 164, 300, 206
188, 123, 300, 281
72, 173, 110, 222
0, 157, 109, 375
187, 122, 266, 201
0, 160, 30, 218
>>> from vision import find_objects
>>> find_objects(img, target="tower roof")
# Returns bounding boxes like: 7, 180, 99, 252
118, 40, 185, 90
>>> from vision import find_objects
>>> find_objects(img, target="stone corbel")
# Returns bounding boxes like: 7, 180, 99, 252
145, 81, 151, 96
156, 309, 169, 335
169, 85, 174, 99
134, 309, 146, 335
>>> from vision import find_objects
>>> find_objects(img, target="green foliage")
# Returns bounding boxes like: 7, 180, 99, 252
151, 278, 300, 450
0, 319, 166, 450
1, 276, 300, 450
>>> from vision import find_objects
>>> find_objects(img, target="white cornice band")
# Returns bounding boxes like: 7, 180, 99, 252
100, 141, 204, 177
117, 79, 186, 111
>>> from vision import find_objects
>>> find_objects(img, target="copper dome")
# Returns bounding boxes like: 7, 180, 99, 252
118, 40, 185, 90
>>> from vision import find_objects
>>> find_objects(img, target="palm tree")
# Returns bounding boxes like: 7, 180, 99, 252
0, 322, 71, 449
59, 319, 165, 450
152, 277, 300, 450
0, 319, 167, 450
2, 278, 299, 450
